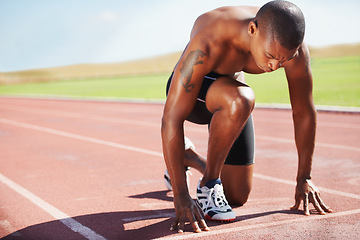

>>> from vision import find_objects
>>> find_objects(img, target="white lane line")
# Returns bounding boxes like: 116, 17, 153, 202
155, 208, 360, 240
1, 117, 360, 200
1, 106, 359, 152
3, 105, 360, 130
0, 105, 159, 128
0, 220, 22, 237
254, 173, 360, 199
256, 135, 360, 152
315, 142, 360, 152
3, 104, 360, 129
0, 173, 107, 240
254, 117, 360, 130
0, 118, 162, 157
318, 122, 360, 130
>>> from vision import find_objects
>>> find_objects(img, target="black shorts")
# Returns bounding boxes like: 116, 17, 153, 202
166, 72, 255, 166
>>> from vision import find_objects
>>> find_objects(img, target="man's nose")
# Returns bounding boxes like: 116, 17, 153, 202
268, 60, 281, 71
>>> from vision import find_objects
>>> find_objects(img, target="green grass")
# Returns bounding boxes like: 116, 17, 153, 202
245, 56, 360, 107
0, 56, 359, 107
0, 74, 170, 100
312, 57, 360, 106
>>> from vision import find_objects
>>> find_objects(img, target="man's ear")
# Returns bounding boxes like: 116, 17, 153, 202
248, 20, 258, 36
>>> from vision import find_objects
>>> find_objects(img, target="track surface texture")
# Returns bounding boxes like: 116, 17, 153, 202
0, 97, 359, 240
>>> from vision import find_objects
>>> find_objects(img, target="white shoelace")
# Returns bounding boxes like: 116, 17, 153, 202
205, 184, 228, 210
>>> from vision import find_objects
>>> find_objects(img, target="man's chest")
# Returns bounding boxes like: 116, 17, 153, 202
211, 47, 264, 75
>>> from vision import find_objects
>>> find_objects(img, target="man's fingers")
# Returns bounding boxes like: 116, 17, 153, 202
293, 181, 332, 216
192, 221, 201, 233
315, 192, 333, 213
194, 207, 210, 231
178, 215, 186, 233
170, 216, 179, 231
170, 215, 185, 233
291, 203, 300, 210
310, 193, 326, 215
188, 211, 201, 233
170, 200, 210, 233
199, 219, 210, 231
291, 197, 301, 210
194, 200, 210, 231
303, 193, 310, 216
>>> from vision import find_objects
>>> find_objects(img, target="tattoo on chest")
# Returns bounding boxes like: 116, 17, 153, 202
180, 49, 206, 93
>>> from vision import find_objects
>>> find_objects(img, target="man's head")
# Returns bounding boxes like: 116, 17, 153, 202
248, 1, 305, 72
255, 0, 305, 50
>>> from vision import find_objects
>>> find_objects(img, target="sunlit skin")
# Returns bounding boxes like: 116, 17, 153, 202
161, 5, 332, 234
254, 40, 298, 72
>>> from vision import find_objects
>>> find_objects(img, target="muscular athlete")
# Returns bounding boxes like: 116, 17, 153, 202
161, 1, 332, 233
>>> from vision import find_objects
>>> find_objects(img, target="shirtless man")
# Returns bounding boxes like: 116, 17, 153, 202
161, 0, 332, 233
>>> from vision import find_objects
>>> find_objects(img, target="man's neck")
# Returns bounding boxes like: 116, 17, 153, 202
232, 18, 253, 54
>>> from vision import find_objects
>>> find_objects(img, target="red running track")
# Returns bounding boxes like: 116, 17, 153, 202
0, 97, 359, 239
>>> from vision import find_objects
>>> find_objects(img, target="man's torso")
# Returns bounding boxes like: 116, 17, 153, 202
188, 6, 265, 76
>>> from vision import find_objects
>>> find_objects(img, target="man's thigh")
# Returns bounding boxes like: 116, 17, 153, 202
221, 164, 254, 206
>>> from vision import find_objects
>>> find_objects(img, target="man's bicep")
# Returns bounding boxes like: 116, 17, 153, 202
176, 49, 208, 93
174, 40, 214, 95
164, 45, 212, 122
164, 79, 199, 123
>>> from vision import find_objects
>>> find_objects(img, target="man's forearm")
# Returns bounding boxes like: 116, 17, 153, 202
161, 119, 189, 195
292, 109, 316, 181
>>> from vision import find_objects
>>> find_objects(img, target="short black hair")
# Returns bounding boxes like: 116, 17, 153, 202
255, 0, 305, 50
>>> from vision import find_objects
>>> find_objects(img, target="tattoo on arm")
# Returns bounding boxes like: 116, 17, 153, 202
179, 49, 206, 93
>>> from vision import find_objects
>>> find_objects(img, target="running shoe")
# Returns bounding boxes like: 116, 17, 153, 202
196, 179, 236, 222
184, 136, 195, 151
163, 137, 194, 191
164, 167, 191, 191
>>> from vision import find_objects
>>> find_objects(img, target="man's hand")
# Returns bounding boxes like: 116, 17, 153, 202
291, 179, 333, 215
170, 193, 210, 233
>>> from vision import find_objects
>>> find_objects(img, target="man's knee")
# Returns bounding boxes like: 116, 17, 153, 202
235, 87, 255, 113
221, 164, 254, 207
223, 180, 252, 206
226, 191, 250, 206
227, 86, 255, 122
206, 78, 255, 117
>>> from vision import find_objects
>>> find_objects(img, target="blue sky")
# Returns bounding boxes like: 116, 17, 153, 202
0, 0, 359, 72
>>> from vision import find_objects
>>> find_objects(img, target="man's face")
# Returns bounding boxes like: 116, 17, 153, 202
250, 28, 298, 72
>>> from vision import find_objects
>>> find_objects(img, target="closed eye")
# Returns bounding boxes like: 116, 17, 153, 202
265, 52, 275, 59
287, 55, 295, 61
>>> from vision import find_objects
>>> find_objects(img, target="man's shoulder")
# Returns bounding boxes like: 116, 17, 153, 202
202, 6, 259, 21
283, 42, 310, 69
191, 6, 259, 41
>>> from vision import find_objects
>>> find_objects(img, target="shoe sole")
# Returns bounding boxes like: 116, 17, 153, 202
205, 214, 236, 222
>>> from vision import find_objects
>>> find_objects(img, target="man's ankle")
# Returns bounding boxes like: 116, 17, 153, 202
200, 178, 221, 188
